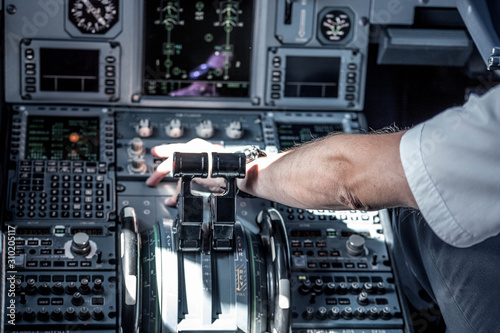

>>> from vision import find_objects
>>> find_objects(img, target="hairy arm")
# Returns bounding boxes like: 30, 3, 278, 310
238, 131, 417, 211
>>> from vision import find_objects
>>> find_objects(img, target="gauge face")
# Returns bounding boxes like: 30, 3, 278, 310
68, 0, 119, 34
319, 9, 352, 43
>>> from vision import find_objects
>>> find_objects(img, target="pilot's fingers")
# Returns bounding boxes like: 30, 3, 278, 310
165, 179, 182, 207
145, 159, 172, 187
151, 138, 222, 158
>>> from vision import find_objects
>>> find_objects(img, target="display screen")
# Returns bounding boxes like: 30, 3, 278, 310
16, 227, 52, 235
25, 116, 99, 161
290, 229, 322, 238
40, 48, 99, 92
143, 0, 253, 97
70, 227, 104, 236
285, 56, 340, 98
276, 122, 343, 150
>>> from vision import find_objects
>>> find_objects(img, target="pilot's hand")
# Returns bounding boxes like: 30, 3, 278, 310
145, 139, 227, 206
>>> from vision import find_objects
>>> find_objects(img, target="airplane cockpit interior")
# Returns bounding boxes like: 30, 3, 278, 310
1, 0, 499, 332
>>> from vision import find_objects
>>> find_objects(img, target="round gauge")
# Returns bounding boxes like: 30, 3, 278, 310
68, 0, 119, 34
319, 9, 352, 43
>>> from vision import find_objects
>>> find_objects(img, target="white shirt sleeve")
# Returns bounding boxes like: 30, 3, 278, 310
400, 84, 500, 248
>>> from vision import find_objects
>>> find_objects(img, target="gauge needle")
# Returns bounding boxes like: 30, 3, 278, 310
82, 0, 106, 25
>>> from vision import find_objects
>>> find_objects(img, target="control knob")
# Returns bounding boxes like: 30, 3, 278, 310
329, 307, 341, 320
316, 306, 327, 320
357, 291, 369, 305
71, 232, 91, 256
65, 307, 77, 321
52, 281, 64, 295
346, 234, 366, 256
225, 120, 244, 139
129, 157, 147, 174
72, 292, 85, 306
128, 137, 145, 156
51, 308, 64, 321
92, 307, 105, 321
196, 119, 214, 138
25, 278, 37, 295
23, 308, 36, 322
79, 278, 91, 295
92, 278, 105, 295
37, 307, 50, 321
303, 306, 315, 320
136, 118, 153, 137
79, 307, 91, 321
166, 119, 184, 138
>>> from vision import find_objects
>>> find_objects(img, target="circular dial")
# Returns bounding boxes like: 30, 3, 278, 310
319, 9, 352, 42
69, 0, 119, 34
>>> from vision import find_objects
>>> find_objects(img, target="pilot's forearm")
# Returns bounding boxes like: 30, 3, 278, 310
238, 131, 417, 211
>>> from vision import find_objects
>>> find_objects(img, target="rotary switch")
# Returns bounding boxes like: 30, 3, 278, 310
71, 232, 91, 256
196, 119, 214, 138
166, 119, 184, 138
136, 118, 153, 137
128, 137, 145, 156
225, 120, 244, 139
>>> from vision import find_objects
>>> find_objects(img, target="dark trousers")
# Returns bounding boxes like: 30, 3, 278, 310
392, 208, 500, 333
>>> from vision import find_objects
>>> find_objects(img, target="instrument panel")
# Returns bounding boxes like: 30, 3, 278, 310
4, 0, 487, 332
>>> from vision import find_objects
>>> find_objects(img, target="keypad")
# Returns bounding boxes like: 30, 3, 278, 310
13, 161, 110, 219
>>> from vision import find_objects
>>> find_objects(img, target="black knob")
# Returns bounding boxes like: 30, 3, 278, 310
364, 282, 374, 294
368, 307, 379, 320
337, 282, 348, 294
65, 282, 78, 294
14, 278, 23, 294
376, 282, 386, 294
37, 307, 50, 321
303, 306, 315, 320
313, 278, 324, 294
329, 306, 340, 320
349, 282, 361, 294
71, 232, 91, 256
92, 278, 104, 295
380, 306, 392, 320
324, 282, 336, 295
23, 308, 36, 321
71, 292, 85, 306
92, 307, 105, 321
299, 279, 312, 295
354, 307, 366, 319
39, 282, 51, 295
79, 278, 91, 295
52, 282, 64, 295
65, 307, 77, 321
51, 308, 64, 321
316, 306, 327, 320
357, 291, 369, 305
25, 278, 37, 295
79, 307, 91, 321
341, 307, 353, 320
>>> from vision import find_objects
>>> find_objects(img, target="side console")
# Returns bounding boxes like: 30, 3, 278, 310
3, 106, 118, 332
279, 207, 405, 332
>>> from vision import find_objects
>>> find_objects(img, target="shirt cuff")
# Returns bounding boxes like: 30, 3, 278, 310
400, 125, 475, 247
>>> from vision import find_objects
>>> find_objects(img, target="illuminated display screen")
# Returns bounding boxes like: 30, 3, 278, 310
285, 56, 340, 98
25, 116, 99, 161
276, 122, 343, 150
143, 0, 253, 97
40, 48, 99, 92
